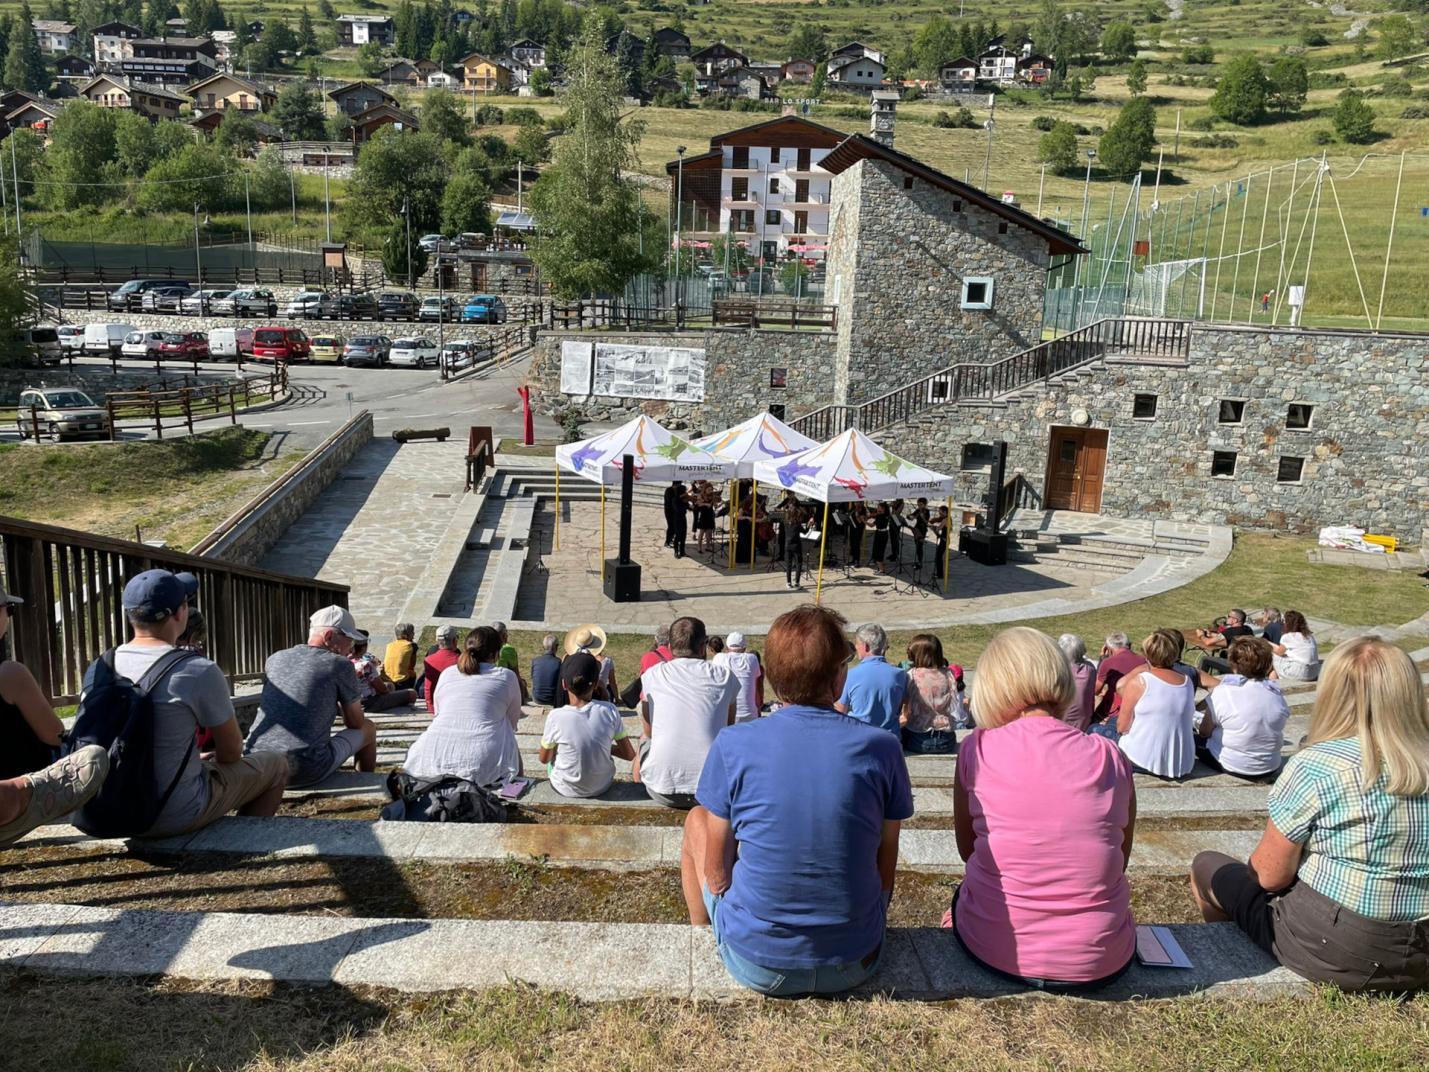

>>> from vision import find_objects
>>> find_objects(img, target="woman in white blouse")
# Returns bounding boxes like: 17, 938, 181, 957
1197, 636, 1290, 781
1269, 611, 1320, 683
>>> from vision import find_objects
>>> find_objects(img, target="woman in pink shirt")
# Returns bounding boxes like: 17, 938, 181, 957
949, 626, 1137, 990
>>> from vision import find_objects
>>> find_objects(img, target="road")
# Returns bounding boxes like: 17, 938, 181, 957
5, 353, 559, 450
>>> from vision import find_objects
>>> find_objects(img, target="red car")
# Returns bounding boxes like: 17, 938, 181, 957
250, 326, 310, 363
158, 331, 209, 360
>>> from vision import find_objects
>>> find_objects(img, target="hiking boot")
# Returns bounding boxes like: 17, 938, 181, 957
0, 745, 109, 849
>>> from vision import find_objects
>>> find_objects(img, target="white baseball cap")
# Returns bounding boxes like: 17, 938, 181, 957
726, 631, 746, 649
309, 604, 364, 640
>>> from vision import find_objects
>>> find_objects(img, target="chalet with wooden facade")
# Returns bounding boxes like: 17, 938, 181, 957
691, 42, 747, 77
185, 72, 275, 113
349, 102, 420, 143
91, 21, 142, 65
652, 27, 691, 60
80, 73, 184, 120
328, 80, 398, 117
459, 53, 512, 94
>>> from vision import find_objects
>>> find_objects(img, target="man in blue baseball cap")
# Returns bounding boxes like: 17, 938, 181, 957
112, 569, 288, 836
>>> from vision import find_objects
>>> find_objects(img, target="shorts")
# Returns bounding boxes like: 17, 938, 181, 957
702, 885, 883, 997
638, 738, 698, 809
177, 753, 289, 834
288, 727, 368, 788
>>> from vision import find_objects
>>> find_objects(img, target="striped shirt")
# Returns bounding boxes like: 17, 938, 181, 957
1268, 737, 1429, 922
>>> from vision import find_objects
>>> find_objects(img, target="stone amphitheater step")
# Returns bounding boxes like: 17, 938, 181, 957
0, 901, 1308, 999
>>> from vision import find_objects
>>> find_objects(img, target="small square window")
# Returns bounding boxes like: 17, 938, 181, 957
768, 403, 786, 420
928, 378, 950, 402
903, 175, 914, 190
961, 276, 995, 310
1132, 393, 1158, 420
1277, 456, 1305, 483
1286, 403, 1314, 430
769, 367, 787, 388
998, 220, 1009, 234
961, 442, 996, 470
953, 199, 962, 212
1211, 450, 1238, 478
765, 209, 781, 225
1218, 399, 1246, 425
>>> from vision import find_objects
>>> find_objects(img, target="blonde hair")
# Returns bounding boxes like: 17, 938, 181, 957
971, 627, 1075, 729
1143, 629, 1182, 669
1308, 636, 1429, 796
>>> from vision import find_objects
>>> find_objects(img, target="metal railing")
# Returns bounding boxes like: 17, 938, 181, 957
0, 514, 348, 704
789, 317, 1192, 439
441, 324, 532, 382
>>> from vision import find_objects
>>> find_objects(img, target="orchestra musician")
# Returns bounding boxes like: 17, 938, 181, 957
887, 499, 907, 567
779, 502, 808, 590
846, 503, 868, 567
933, 505, 951, 582
870, 502, 891, 573
911, 497, 931, 576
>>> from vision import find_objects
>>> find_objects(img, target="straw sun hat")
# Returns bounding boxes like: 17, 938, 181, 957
564, 624, 608, 657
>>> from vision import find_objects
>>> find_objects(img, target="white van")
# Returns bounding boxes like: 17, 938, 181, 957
207, 326, 253, 360
83, 322, 136, 355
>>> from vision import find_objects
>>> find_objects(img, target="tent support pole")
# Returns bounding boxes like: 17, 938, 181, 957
600, 483, 606, 588
554, 463, 560, 551
727, 479, 735, 570
815, 501, 831, 604
750, 479, 758, 570
943, 496, 952, 594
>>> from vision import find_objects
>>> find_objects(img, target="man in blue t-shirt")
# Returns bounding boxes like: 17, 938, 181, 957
682, 606, 914, 998
834, 622, 908, 735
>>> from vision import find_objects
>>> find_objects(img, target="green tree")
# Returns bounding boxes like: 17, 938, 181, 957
1125, 57, 1147, 96
41, 101, 118, 208
1375, 14, 1418, 60
528, 22, 654, 297
249, 145, 291, 210
912, 15, 960, 75
1333, 88, 1378, 143
297, 5, 317, 52
0, 237, 33, 368
356, 40, 388, 76
778, 258, 809, 295
1100, 21, 1137, 62
1266, 55, 1308, 116
113, 109, 159, 177
1038, 119, 1080, 174
1097, 96, 1157, 179
1209, 54, 1268, 125
786, 22, 825, 62
346, 127, 447, 236
138, 141, 236, 213
215, 111, 259, 154
530, 65, 553, 96
270, 82, 325, 139
5, 1, 49, 93
512, 123, 548, 164
440, 168, 492, 235
710, 234, 750, 274
153, 119, 195, 157
422, 87, 470, 145
382, 221, 428, 283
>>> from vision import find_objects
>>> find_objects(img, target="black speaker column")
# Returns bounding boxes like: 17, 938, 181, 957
604, 452, 642, 601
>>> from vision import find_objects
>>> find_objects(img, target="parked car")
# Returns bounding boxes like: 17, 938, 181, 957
418, 295, 459, 322
121, 329, 166, 359
284, 290, 328, 317
342, 335, 391, 367
250, 326, 310, 362
83, 322, 136, 355
418, 233, 449, 252
461, 294, 507, 324
226, 288, 279, 316
141, 284, 194, 313
308, 334, 344, 363
318, 292, 379, 320
15, 386, 111, 440
441, 338, 481, 370
388, 337, 440, 368
56, 324, 85, 355
158, 331, 209, 360
107, 279, 187, 312
180, 288, 232, 315
207, 326, 253, 360
376, 291, 419, 320
23, 326, 63, 367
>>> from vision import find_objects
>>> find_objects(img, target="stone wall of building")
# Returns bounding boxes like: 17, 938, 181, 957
893, 324, 1428, 545
825, 158, 1050, 406
525, 328, 836, 432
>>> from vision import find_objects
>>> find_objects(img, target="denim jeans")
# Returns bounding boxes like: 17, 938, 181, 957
1088, 720, 1121, 742
902, 727, 957, 754
702, 886, 883, 997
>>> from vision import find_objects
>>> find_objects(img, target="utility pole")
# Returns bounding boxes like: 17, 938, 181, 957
244, 170, 253, 249
516, 159, 523, 216
323, 150, 332, 241
11, 133, 22, 243
403, 195, 412, 288
193, 202, 203, 284
674, 145, 686, 321
981, 93, 997, 191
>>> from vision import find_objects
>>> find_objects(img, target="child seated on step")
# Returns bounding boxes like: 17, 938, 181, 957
538, 652, 635, 798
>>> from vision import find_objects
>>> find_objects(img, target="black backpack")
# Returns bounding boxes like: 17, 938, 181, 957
65, 648, 198, 838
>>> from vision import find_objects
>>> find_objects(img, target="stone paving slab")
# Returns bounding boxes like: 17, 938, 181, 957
0, 903, 1309, 1000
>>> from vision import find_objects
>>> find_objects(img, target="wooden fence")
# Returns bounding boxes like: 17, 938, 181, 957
711, 300, 838, 331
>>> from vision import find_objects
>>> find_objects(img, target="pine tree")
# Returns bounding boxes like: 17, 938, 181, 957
298, 5, 317, 52
1125, 57, 1147, 96
1097, 96, 1157, 180
5, 2, 48, 94
1209, 54, 1269, 125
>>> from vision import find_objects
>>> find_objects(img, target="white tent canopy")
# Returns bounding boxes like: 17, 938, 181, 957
690, 412, 820, 479
555, 414, 734, 486
749, 428, 956, 503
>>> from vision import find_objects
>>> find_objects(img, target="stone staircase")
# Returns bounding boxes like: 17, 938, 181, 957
1003, 510, 1218, 577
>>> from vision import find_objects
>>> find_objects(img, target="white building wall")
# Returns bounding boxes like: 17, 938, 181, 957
713, 145, 834, 253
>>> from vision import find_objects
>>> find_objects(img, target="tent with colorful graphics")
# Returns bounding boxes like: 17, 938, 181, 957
690, 412, 820, 479
751, 429, 957, 600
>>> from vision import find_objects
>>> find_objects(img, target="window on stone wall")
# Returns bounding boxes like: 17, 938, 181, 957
903, 175, 914, 189
1286, 402, 1314, 430
1217, 399, 1246, 425
1133, 393, 1158, 420
953, 199, 963, 212
770, 367, 787, 388
998, 220, 1009, 234
768, 403, 786, 420
1211, 450, 1238, 478
961, 442, 996, 470
1277, 456, 1306, 483
961, 277, 995, 310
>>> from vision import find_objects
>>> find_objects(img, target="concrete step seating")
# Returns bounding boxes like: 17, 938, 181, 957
0, 901, 1308, 1000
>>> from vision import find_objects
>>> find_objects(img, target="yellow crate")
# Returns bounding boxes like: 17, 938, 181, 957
1363, 534, 1398, 552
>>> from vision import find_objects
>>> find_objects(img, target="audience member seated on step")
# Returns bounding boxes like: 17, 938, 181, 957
635, 616, 739, 810
538, 652, 635, 798
1093, 633, 1147, 724
493, 622, 531, 703
706, 635, 725, 657
1254, 607, 1285, 645
711, 632, 763, 724
403, 626, 524, 789
529, 634, 563, 708
899, 634, 965, 754
1058, 633, 1099, 734
1191, 637, 1429, 993
0, 583, 65, 780
246, 606, 377, 788
835, 623, 908, 736
0, 747, 108, 850
1195, 637, 1290, 783
948, 627, 1137, 992
383, 623, 419, 690
639, 626, 674, 675
423, 625, 461, 713
681, 605, 914, 998
1269, 611, 1321, 684
117, 570, 288, 833
564, 625, 620, 703
1093, 630, 1196, 780
1194, 609, 1256, 675
351, 631, 418, 713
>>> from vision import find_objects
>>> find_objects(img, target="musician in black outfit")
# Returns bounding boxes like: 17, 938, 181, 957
846, 503, 868, 567
668, 481, 690, 559
933, 505, 951, 581
911, 498, 931, 576
779, 502, 807, 589
870, 502, 891, 572
887, 499, 906, 567
663, 484, 682, 548
773, 491, 799, 562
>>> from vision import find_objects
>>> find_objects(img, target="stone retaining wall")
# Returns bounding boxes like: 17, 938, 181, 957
0, 365, 235, 406
48, 308, 534, 342
193, 411, 375, 565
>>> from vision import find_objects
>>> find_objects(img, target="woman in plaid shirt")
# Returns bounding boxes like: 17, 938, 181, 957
1189, 637, 1429, 992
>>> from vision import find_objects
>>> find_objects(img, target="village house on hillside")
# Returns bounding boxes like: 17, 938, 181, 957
336, 14, 395, 45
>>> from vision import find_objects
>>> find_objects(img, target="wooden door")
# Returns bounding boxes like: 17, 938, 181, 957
1044, 427, 1109, 513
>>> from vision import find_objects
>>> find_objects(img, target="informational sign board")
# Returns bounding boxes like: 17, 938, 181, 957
559, 340, 594, 395
591, 343, 706, 402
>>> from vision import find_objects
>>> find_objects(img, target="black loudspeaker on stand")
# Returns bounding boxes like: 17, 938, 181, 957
965, 439, 1009, 566
605, 452, 642, 602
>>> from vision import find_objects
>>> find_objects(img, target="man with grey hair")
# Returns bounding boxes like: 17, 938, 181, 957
530, 633, 562, 707
1058, 634, 1098, 732
1254, 608, 1284, 645
834, 622, 907, 735
1095, 631, 1147, 723
423, 624, 461, 712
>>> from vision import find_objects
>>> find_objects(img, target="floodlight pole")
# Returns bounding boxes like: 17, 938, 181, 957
193, 202, 203, 284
